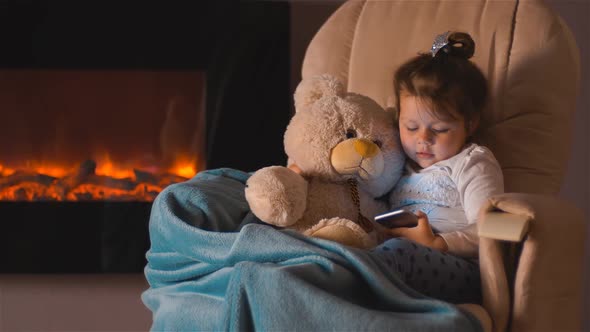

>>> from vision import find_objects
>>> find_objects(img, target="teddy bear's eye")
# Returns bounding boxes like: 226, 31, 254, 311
345, 129, 357, 139
373, 140, 383, 148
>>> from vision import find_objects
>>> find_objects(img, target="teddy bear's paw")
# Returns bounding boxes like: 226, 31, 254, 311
304, 218, 376, 249
245, 166, 308, 227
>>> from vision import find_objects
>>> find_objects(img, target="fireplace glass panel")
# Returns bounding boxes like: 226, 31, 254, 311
0, 69, 205, 201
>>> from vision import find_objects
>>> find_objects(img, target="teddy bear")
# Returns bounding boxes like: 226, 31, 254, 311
244, 74, 405, 248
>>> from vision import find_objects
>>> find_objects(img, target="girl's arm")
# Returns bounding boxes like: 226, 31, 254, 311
439, 146, 504, 256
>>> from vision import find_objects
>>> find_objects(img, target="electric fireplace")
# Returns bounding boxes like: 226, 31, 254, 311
0, 1, 290, 273
0, 69, 206, 272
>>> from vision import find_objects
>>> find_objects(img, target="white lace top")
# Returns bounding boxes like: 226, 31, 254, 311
389, 143, 504, 257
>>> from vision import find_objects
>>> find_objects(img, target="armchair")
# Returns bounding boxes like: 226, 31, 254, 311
301, 0, 585, 331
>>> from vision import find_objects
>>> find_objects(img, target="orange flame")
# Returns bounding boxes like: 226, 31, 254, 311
93, 155, 136, 179
169, 159, 197, 179
0, 155, 200, 201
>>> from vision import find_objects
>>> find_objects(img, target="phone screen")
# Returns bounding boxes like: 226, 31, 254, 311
374, 209, 418, 228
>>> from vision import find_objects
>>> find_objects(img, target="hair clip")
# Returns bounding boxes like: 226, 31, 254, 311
430, 31, 451, 57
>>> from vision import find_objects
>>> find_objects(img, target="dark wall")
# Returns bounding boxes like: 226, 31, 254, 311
0, 0, 291, 173
0, 1, 211, 69
204, 2, 291, 172
289, 1, 343, 104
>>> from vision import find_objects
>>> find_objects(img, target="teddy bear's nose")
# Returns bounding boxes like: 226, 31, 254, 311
353, 138, 379, 158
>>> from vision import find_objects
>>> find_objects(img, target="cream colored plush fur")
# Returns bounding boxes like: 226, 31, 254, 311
245, 75, 405, 248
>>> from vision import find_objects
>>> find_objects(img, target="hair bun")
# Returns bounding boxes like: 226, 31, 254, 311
446, 32, 475, 60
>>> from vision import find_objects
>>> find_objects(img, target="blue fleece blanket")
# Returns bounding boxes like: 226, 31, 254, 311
142, 168, 482, 331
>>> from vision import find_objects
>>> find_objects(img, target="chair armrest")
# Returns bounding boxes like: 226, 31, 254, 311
478, 211, 531, 242
478, 193, 586, 332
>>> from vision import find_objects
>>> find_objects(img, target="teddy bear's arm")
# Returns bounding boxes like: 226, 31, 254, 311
245, 166, 308, 227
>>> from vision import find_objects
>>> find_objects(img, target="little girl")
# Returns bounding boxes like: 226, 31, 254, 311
372, 31, 504, 304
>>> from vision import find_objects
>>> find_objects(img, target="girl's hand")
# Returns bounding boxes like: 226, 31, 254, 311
288, 164, 303, 175
380, 211, 448, 252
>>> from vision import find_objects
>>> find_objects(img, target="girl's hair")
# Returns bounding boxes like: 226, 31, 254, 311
393, 32, 488, 129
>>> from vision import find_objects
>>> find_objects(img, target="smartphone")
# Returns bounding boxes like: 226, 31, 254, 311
374, 209, 419, 228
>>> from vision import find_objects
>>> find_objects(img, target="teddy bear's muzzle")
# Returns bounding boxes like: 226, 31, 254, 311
330, 138, 384, 180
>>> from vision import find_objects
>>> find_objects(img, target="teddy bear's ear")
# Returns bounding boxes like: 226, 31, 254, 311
294, 74, 345, 112
386, 95, 396, 108
385, 95, 400, 121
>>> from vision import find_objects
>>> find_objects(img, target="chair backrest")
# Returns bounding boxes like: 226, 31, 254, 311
302, 0, 580, 195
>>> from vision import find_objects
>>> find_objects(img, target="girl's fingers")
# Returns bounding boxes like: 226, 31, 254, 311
415, 211, 429, 226
380, 211, 429, 242
288, 164, 302, 174
417, 216, 429, 227
385, 227, 406, 238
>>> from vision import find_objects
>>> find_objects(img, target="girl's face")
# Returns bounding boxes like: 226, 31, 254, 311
399, 93, 474, 169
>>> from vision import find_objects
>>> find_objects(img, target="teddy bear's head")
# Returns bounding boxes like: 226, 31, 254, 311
285, 75, 405, 197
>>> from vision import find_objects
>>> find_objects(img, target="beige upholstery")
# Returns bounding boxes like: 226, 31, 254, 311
480, 194, 586, 331
302, 0, 585, 331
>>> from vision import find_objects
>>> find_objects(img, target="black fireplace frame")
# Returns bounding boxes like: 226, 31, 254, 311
0, 1, 291, 273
